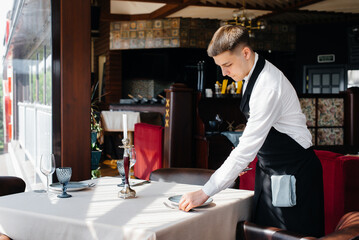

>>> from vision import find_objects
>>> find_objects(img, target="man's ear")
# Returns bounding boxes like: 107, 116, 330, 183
242, 47, 252, 60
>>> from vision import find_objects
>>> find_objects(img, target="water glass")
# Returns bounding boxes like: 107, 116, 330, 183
56, 167, 72, 198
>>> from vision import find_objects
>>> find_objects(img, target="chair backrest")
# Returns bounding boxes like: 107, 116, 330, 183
134, 123, 164, 180
320, 211, 359, 239
150, 168, 239, 189
0, 176, 26, 197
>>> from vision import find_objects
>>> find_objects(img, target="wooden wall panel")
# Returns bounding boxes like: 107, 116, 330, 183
59, 0, 91, 180
94, 0, 123, 106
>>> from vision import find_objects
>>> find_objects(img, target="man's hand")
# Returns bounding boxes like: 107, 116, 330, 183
178, 189, 209, 212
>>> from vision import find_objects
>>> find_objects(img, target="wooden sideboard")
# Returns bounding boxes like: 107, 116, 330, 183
194, 93, 246, 169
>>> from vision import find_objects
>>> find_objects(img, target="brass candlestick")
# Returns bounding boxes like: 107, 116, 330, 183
118, 138, 136, 199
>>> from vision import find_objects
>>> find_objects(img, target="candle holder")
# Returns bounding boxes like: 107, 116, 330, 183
118, 138, 136, 199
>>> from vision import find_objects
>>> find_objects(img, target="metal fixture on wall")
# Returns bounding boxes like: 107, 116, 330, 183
225, 0, 266, 37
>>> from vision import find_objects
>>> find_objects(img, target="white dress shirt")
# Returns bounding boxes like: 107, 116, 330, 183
202, 52, 312, 196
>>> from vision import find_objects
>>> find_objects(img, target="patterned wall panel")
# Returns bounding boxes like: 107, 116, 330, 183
317, 98, 344, 127
300, 98, 316, 127
317, 128, 344, 145
110, 18, 219, 50
300, 96, 345, 146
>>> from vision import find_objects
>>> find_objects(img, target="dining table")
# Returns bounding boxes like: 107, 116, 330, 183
0, 177, 254, 240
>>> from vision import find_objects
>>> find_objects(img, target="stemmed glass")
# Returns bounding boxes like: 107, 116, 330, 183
117, 148, 136, 187
40, 153, 56, 193
117, 159, 126, 187
129, 148, 136, 178
55, 167, 72, 198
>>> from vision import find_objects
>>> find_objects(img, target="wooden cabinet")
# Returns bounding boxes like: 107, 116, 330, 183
194, 94, 246, 169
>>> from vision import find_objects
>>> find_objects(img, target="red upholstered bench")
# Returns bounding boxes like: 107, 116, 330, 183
133, 123, 164, 180
238, 150, 359, 235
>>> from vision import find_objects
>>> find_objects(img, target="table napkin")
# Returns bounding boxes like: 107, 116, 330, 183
271, 175, 296, 207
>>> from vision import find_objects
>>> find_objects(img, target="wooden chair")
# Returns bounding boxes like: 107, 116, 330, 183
236, 211, 359, 240
0, 176, 26, 197
0, 176, 26, 240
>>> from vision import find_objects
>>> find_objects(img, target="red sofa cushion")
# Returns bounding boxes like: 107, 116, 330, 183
134, 123, 163, 180
239, 157, 257, 190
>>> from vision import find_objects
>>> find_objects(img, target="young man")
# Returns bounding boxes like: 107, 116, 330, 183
179, 25, 324, 237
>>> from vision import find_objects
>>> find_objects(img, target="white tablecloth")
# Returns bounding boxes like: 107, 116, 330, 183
101, 111, 140, 132
0, 177, 253, 240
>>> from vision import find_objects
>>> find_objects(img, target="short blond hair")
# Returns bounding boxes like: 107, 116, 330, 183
207, 25, 251, 57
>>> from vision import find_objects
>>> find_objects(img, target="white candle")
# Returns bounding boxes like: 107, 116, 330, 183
123, 114, 128, 140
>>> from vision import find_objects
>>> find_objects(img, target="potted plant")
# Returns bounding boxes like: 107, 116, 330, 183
91, 80, 103, 172
91, 108, 102, 171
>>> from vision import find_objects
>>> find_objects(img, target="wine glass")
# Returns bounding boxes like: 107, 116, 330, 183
40, 153, 56, 193
129, 148, 136, 179
117, 148, 136, 187
56, 167, 72, 198
117, 159, 126, 187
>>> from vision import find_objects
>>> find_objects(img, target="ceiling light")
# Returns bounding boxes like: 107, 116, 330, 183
225, 0, 266, 37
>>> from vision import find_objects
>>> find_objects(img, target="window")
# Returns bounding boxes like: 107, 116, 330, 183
304, 65, 346, 94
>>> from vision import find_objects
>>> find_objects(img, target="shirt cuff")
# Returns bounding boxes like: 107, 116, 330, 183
202, 181, 218, 197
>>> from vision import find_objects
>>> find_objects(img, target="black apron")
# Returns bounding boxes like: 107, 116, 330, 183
240, 55, 324, 237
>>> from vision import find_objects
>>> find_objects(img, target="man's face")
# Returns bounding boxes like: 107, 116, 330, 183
213, 46, 253, 82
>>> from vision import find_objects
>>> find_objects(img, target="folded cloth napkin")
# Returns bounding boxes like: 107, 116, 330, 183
101, 111, 140, 132
271, 175, 296, 207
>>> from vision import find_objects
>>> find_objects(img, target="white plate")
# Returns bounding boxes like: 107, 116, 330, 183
168, 195, 213, 207
50, 182, 90, 192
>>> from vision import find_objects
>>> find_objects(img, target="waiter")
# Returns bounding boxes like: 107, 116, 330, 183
179, 25, 324, 237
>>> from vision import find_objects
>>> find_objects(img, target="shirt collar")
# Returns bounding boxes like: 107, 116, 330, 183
243, 52, 258, 83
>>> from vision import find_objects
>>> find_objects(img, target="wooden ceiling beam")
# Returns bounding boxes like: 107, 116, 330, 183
191, 1, 276, 11
256, 0, 326, 20
111, 0, 182, 3
148, 0, 201, 19
294, 0, 326, 9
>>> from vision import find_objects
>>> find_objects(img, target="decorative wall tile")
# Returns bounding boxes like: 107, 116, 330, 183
121, 31, 129, 38
163, 39, 170, 47
110, 18, 219, 50
155, 39, 163, 47
146, 30, 153, 39
146, 21, 152, 29
138, 39, 145, 48
130, 39, 138, 48
171, 38, 179, 47
153, 30, 163, 38
154, 20, 163, 29
138, 31, 145, 39
113, 22, 121, 30
171, 18, 180, 28
172, 29, 179, 37
130, 21, 137, 30
163, 29, 172, 37
163, 19, 171, 29
122, 40, 130, 49
145, 39, 155, 48
137, 21, 146, 30
121, 22, 130, 30
130, 31, 137, 39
